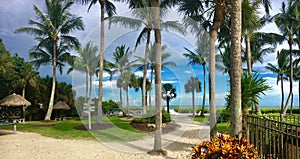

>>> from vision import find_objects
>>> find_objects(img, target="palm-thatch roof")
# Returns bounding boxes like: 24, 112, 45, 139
0, 93, 31, 107
53, 101, 70, 110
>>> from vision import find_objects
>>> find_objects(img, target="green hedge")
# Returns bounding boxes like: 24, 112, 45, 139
173, 107, 209, 113
131, 109, 171, 124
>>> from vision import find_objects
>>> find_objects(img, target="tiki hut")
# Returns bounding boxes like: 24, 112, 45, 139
0, 93, 31, 122
53, 101, 70, 120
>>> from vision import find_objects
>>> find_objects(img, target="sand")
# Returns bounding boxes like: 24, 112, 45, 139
0, 114, 210, 159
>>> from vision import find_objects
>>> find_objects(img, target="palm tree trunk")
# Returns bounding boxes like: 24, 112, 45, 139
22, 83, 26, 98
208, 2, 226, 138
152, 0, 163, 151
246, 36, 252, 76
45, 41, 57, 120
119, 88, 123, 109
282, 42, 294, 116
149, 67, 154, 112
89, 73, 92, 99
299, 80, 300, 113
96, 2, 105, 123
142, 30, 151, 115
85, 69, 89, 102
230, 0, 242, 138
281, 75, 284, 113
200, 65, 206, 117
126, 87, 129, 115
192, 91, 195, 117
290, 93, 293, 115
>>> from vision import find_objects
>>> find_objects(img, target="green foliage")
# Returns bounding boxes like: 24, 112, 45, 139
217, 109, 231, 123
132, 109, 171, 124
102, 100, 121, 113
174, 107, 208, 113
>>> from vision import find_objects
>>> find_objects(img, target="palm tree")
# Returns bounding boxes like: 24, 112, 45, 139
73, 0, 116, 123
135, 77, 151, 107
274, 1, 299, 116
109, 5, 184, 115
135, 43, 176, 110
265, 51, 289, 113
184, 77, 201, 117
15, 0, 84, 120
111, 45, 133, 109
162, 83, 176, 114
183, 47, 207, 117
230, 0, 242, 138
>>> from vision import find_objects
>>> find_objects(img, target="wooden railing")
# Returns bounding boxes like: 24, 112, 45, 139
246, 115, 300, 159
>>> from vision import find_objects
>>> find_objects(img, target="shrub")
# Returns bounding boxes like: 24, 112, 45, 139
217, 109, 230, 123
102, 100, 121, 114
131, 110, 171, 124
192, 134, 259, 159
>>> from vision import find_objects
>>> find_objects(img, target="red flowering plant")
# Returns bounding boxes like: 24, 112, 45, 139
192, 134, 259, 159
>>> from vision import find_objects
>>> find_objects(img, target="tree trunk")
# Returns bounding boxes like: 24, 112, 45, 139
22, 83, 26, 98
89, 73, 92, 99
149, 67, 154, 112
85, 69, 89, 102
299, 80, 300, 114
246, 36, 252, 76
45, 40, 57, 120
208, 1, 226, 138
290, 93, 293, 115
126, 87, 129, 115
152, 0, 163, 151
200, 64, 206, 117
142, 30, 151, 115
282, 42, 294, 116
192, 91, 195, 117
280, 75, 284, 113
96, 2, 105, 123
230, 0, 243, 138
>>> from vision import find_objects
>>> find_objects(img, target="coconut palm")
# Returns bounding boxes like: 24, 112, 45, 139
274, 1, 299, 116
265, 50, 289, 114
184, 77, 201, 117
109, 5, 184, 115
161, 83, 176, 114
15, 0, 84, 120
73, 0, 116, 123
110, 45, 134, 109
134, 77, 151, 107
229, 0, 242, 138
135, 43, 176, 110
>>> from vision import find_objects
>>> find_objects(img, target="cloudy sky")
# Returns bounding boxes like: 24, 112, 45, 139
0, 0, 298, 108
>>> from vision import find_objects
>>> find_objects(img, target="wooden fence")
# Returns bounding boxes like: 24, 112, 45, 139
246, 115, 300, 159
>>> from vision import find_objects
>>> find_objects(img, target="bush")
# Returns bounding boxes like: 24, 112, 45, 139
102, 100, 121, 114
173, 107, 208, 113
192, 134, 259, 159
131, 109, 171, 124
217, 109, 230, 123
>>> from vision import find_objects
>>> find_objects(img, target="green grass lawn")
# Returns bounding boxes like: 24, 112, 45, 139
0, 116, 148, 142
193, 116, 230, 133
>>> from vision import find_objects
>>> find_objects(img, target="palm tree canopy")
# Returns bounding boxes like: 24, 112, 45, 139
74, 0, 116, 17
265, 50, 289, 84
184, 76, 201, 93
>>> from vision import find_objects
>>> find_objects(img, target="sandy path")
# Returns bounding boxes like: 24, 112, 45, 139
0, 114, 210, 159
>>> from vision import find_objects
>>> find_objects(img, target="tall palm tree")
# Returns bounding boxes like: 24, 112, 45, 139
267, 51, 289, 113
109, 5, 184, 115
274, 1, 299, 116
135, 43, 176, 110
15, 0, 83, 120
184, 77, 201, 117
183, 46, 208, 117
230, 0, 242, 138
111, 45, 133, 109
74, 0, 116, 123
134, 77, 151, 107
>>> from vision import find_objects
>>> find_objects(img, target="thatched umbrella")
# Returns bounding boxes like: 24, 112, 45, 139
0, 93, 31, 122
53, 101, 70, 120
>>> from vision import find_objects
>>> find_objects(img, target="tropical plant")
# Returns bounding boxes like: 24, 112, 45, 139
161, 83, 176, 114
135, 43, 176, 109
15, 0, 84, 120
184, 77, 201, 117
274, 1, 299, 116
73, 0, 116, 123
109, 3, 184, 114
135, 77, 151, 107
265, 50, 289, 113
192, 134, 259, 159
110, 45, 135, 109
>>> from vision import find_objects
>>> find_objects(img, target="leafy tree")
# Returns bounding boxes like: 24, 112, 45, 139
73, 0, 116, 123
265, 50, 289, 113
15, 0, 84, 120
184, 77, 201, 117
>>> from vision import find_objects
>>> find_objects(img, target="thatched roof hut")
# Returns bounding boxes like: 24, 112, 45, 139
0, 93, 31, 107
53, 101, 70, 110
